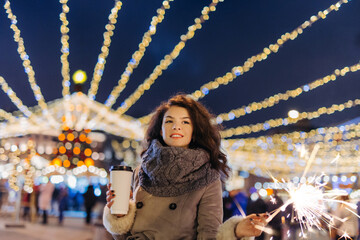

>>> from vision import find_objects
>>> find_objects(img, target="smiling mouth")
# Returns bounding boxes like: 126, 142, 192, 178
170, 134, 183, 138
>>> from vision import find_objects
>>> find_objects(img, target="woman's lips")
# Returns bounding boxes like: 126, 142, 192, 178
170, 133, 183, 138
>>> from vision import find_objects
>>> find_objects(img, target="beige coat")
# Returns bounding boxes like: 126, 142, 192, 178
103, 168, 249, 240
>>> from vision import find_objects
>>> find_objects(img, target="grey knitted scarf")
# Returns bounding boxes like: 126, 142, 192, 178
139, 140, 220, 197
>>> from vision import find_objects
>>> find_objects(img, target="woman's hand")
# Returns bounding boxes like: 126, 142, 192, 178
106, 183, 130, 218
235, 213, 268, 238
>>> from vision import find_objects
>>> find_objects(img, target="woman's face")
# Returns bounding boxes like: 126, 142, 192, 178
161, 106, 193, 148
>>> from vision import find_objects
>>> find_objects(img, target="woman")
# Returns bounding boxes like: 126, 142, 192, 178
103, 94, 266, 240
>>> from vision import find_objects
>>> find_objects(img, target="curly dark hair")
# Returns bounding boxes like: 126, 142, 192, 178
142, 94, 230, 178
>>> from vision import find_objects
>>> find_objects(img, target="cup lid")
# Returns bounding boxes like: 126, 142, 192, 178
110, 165, 133, 172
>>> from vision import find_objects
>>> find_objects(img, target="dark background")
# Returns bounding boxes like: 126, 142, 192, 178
0, 0, 359, 137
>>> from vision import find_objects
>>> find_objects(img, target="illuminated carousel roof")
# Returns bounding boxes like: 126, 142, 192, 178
0, 92, 144, 140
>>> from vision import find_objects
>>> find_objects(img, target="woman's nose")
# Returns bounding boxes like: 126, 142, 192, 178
172, 124, 180, 130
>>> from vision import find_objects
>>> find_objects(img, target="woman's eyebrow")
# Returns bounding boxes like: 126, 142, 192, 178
164, 115, 190, 119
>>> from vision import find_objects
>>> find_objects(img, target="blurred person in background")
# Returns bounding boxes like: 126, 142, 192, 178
0, 179, 7, 213
38, 180, 55, 224
57, 184, 68, 225
83, 184, 97, 224
21, 190, 31, 221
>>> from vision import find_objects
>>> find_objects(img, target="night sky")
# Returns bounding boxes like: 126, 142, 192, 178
0, 0, 359, 137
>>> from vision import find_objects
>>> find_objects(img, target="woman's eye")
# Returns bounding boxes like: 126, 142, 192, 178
183, 121, 190, 124
165, 120, 172, 123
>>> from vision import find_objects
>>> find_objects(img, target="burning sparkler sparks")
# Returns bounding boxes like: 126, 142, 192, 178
264, 144, 359, 239
229, 143, 358, 239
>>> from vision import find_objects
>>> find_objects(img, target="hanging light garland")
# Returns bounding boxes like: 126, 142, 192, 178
3, 0, 57, 126
104, 0, 174, 108
215, 62, 360, 123
190, 0, 350, 101
59, 0, 71, 98
7, 140, 37, 193
116, 0, 222, 115
221, 98, 360, 138
0, 108, 16, 122
224, 126, 360, 159
225, 121, 360, 151
137, 61, 360, 125
225, 138, 360, 179
224, 136, 360, 178
0, 76, 32, 117
88, 0, 123, 100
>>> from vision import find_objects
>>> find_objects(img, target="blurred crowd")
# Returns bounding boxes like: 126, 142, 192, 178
0, 178, 107, 226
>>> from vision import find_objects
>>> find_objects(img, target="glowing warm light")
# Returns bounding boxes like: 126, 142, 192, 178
73, 147, 81, 155
52, 158, 62, 167
86, 138, 92, 144
58, 133, 66, 141
122, 140, 130, 148
288, 109, 299, 119
67, 133, 75, 141
79, 134, 86, 142
59, 146, 66, 154
266, 188, 273, 196
63, 159, 71, 168
116, 0, 220, 115
72, 70, 87, 84
84, 158, 94, 167
77, 160, 84, 167
103, 0, 173, 108
84, 148, 92, 157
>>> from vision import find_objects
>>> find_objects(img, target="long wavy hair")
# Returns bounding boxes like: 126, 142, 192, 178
142, 94, 230, 178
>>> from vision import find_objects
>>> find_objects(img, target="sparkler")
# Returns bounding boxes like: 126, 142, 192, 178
230, 143, 358, 239
264, 144, 359, 239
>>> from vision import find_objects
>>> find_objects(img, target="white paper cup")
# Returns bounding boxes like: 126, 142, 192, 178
110, 165, 133, 214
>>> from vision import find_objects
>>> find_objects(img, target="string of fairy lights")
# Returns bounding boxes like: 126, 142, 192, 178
216, 62, 360, 124
104, 0, 174, 109
221, 98, 360, 138
0, 76, 32, 117
116, 0, 222, 115
221, 118, 360, 177
88, 0, 123, 100
85, 0, 175, 128
225, 121, 360, 150
225, 135, 360, 178
3, 0, 57, 126
59, 0, 71, 98
7, 140, 37, 193
224, 127, 360, 159
136, 0, 351, 125
138, 60, 360, 125
0, 108, 16, 122
190, 0, 350, 101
